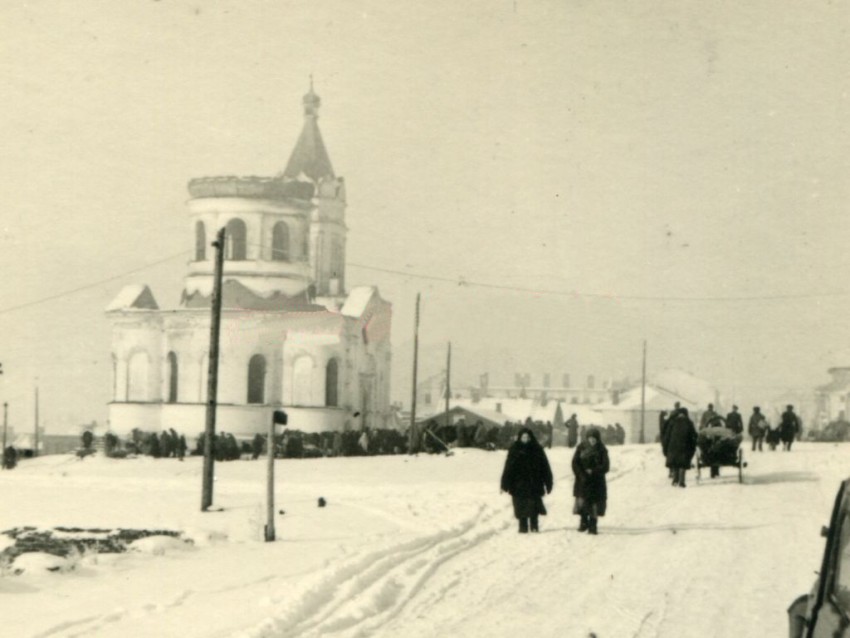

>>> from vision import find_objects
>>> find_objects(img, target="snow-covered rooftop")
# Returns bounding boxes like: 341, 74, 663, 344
341, 286, 376, 317
105, 285, 159, 312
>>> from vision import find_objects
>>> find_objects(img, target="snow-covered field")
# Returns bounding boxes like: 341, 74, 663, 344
0, 442, 844, 637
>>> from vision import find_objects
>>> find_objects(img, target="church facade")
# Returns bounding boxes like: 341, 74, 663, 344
106, 87, 393, 439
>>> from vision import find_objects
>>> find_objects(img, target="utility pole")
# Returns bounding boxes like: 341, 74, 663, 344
34, 382, 39, 458
408, 293, 421, 453
639, 340, 647, 444
201, 227, 226, 511
445, 341, 451, 431
266, 410, 287, 542
2, 402, 7, 469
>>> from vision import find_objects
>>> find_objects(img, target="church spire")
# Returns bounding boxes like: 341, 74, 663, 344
283, 78, 335, 182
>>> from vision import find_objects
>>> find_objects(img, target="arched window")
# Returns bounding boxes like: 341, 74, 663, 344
195, 221, 206, 261
167, 352, 178, 403
225, 219, 247, 261
325, 358, 339, 407
247, 354, 266, 404
127, 351, 149, 401
272, 222, 290, 261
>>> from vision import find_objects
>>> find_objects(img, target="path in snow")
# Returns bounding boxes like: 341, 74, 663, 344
1, 443, 843, 638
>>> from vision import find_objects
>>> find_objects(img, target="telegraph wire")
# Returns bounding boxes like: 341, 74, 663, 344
0, 249, 192, 316
346, 262, 849, 302
0, 245, 847, 317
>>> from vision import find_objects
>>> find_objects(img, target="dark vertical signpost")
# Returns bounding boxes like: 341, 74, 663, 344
266, 410, 287, 542
408, 293, 421, 454
201, 227, 226, 511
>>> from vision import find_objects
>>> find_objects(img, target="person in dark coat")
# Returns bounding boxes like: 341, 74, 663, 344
748, 407, 766, 452
614, 423, 625, 445
699, 403, 720, 429
571, 427, 609, 534
663, 407, 698, 488
780, 405, 801, 451
726, 405, 744, 435
765, 418, 780, 451
565, 414, 579, 448
659, 410, 671, 475
500, 428, 553, 533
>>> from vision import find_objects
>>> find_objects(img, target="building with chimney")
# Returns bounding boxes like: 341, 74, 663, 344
106, 86, 393, 439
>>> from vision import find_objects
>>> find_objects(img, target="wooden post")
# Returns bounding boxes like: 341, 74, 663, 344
265, 414, 276, 541
408, 293, 421, 453
201, 227, 226, 511
266, 409, 287, 542
639, 340, 647, 444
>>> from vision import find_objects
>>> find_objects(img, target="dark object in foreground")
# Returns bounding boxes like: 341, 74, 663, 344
788, 478, 850, 637
318, 497, 326, 507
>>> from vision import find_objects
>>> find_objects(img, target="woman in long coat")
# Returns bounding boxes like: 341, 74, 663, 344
571, 427, 610, 535
500, 428, 553, 533
663, 407, 698, 487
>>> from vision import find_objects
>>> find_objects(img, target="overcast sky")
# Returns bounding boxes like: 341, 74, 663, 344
2, 0, 849, 432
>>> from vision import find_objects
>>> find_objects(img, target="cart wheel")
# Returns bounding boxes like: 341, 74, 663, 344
738, 450, 744, 484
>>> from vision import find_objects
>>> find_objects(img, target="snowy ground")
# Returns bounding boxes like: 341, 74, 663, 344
0, 442, 844, 637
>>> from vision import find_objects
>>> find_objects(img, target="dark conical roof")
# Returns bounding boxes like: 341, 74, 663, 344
283, 84, 335, 182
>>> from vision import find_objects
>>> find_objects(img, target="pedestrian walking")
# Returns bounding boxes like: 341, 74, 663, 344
780, 405, 802, 451
726, 405, 744, 435
659, 410, 672, 478
500, 428, 553, 533
663, 407, 698, 488
748, 407, 766, 452
566, 413, 579, 448
765, 418, 780, 451
571, 427, 609, 534
699, 403, 720, 429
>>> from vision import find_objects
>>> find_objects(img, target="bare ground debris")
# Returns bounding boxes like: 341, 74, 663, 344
0, 526, 188, 563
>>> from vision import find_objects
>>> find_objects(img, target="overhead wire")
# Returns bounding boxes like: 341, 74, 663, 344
0, 249, 192, 316
1, 235, 847, 317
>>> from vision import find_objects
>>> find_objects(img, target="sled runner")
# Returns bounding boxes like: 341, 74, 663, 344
695, 417, 747, 484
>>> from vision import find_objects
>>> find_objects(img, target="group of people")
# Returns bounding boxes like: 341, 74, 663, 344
658, 402, 804, 486
500, 426, 609, 536
564, 415, 625, 447
747, 405, 802, 452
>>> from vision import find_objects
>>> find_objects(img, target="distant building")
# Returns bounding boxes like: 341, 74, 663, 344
594, 368, 720, 443
106, 86, 393, 439
476, 371, 618, 405
815, 367, 850, 427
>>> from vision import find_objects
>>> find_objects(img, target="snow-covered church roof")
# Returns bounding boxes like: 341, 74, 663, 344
341, 286, 379, 317
106, 285, 159, 312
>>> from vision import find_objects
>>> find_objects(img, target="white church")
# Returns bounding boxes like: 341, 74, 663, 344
106, 86, 393, 439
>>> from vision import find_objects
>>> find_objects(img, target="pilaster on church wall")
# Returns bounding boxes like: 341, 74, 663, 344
111, 314, 164, 403
162, 312, 212, 404
339, 328, 357, 411
282, 335, 343, 408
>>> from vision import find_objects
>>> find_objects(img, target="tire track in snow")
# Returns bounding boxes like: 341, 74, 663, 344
240, 503, 507, 638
